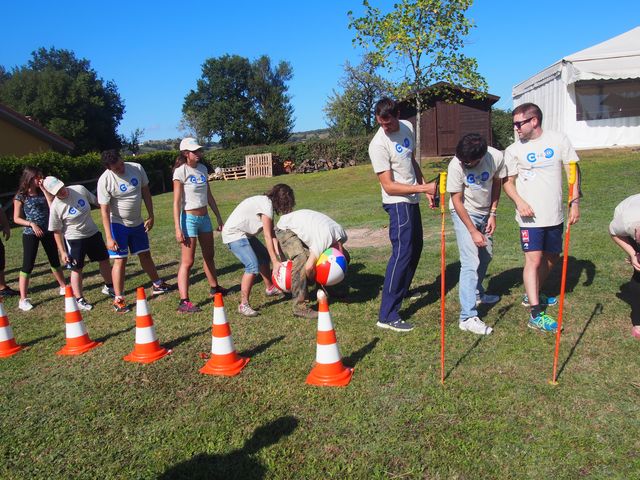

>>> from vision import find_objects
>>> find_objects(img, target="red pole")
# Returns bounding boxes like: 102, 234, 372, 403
550, 162, 577, 385
439, 172, 447, 385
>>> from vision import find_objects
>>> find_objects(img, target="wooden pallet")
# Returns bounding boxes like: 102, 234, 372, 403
222, 165, 247, 180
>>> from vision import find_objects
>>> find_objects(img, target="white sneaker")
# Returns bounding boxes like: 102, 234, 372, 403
459, 316, 493, 335
476, 293, 500, 306
101, 285, 115, 297
238, 303, 259, 317
19, 298, 34, 311
76, 297, 93, 311
59, 287, 66, 296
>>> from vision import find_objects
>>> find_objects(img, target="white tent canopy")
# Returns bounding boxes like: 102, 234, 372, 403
513, 27, 640, 149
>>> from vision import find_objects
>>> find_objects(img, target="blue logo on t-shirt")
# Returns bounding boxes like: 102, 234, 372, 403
69, 207, 77, 215
544, 148, 554, 158
78, 199, 86, 207
200, 174, 206, 183
403, 138, 410, 148
131, 178, 139, 186
119, 184, 127, 192
467, 174, 476, 184
526, 152, 537, 163
189, 175, 197, 183
395, 144, 403, 153
480, 171, 490, 181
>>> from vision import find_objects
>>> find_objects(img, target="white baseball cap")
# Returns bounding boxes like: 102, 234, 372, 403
179, 137, 204, 151
42, 176, 65, 195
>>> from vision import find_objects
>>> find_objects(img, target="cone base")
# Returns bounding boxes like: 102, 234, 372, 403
306, 364, 354, 387
124, 346, 171, 364
200, 355, 249, 376
0, 344, 24, 358
57, 341, 102, 356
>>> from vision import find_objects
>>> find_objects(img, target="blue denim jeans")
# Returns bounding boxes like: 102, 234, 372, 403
227, 236, 269, 274
451, 210, 493, 322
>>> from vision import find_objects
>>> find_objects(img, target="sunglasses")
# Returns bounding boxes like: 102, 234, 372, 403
513, 117, 534, 129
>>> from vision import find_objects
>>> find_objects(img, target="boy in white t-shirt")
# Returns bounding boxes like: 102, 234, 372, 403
609, 193, 640, 339
276, 209, 349, 318
447, 134, 506, 336
503, 103, 580, 333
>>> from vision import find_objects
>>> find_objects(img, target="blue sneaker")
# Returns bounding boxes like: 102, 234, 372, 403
528, 312, 558, 333
376, 319, 414, 332
522, 294, 558, 307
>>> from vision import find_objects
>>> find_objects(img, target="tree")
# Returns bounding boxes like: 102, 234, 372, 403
0, 47, 125, 154
349, 0, 487, 161
491, 107, 514, 150
120, 128, 145, 155
182, 54, 294, 148
324, 54, 392, 137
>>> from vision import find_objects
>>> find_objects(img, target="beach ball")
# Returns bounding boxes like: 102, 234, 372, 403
272, 259, 293, 293
316, 248, 347, 286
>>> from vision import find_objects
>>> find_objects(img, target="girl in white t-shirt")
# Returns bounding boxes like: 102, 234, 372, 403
221, 184, 294, 317
172, 138, 225, 314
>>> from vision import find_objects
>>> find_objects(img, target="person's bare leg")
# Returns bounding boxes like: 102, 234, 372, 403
198, 232, 220, 288
71, 270, 83, 298
178, 240, 196, 300
138, 251, 160, 283
523, 251, 543, 307
112, 257, 127, 297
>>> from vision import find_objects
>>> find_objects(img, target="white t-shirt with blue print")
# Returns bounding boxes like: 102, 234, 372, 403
505, 130, 579, 227
97, 162, 149, 227
172, 163, 209, 211
48, 185, 99, 240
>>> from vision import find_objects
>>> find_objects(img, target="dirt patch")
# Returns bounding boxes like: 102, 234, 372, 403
346, 227, 389, 248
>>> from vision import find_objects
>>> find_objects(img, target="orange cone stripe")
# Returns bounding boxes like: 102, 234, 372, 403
65, 335, 93, 348
318, 299, 329, 313
316, 330, 338, 345
0, 325, 15, 342
212, 335, 235, 355
210, 351, 241, 364
214, 293, 224, 308
1, 338, 17, 349
136, 314, 155, 328
0, 316, 10, 327
212, 323, 231, 337
137, 288, 146, 301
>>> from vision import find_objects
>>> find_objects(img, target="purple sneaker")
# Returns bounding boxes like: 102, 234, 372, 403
177, 300, 201, 313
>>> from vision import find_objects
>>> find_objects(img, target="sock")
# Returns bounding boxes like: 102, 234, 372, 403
105, 283, 113, 288
530, 305, 543, 318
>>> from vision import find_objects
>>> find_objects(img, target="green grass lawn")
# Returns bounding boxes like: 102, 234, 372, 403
1, 150, 639, 479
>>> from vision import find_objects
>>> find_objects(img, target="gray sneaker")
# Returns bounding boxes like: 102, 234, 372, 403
459, 316, 492, 335
476, 293, 500, 306
238, 303, 259, 317
76, 297, 94, 311
376, 319, 414, 332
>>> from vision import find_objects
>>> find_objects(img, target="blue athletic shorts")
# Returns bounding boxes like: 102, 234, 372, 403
180, 212, 213, 238
227, 237, 269, 274
520, 224, 563, 253
109, 222, 150, 258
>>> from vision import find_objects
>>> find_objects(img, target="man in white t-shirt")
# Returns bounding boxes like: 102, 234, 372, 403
447, 134, 506, 336
276, 209, 348, 318
503, 103, 580, 333
609, 193, 640, 339
369, 97, 436, 332
98, 149, 171, 313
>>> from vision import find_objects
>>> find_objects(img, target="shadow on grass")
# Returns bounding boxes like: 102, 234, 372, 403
444, 304, 514, 381
545, 256, 596, 294
238, 335, 285, 358
401, 261, 460, 318
94, 324, 135, 344
343, 262, 384, 304
343, 337, 379, 368
165, 327, 210, 351
556, 303, 603, 382
616, 272, 640, 328
158, 415, 299, 480
190, 262, 245, 286
22, 333, 57, 348
486, 267, 522, 296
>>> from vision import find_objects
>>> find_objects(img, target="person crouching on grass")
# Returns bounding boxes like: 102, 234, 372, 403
172, 137, 226, 314
446, 133, 506, 336
275, 209, 349, 319
609, 193, 640, 339
221, 184, 294, 317
41, 176, 114, 311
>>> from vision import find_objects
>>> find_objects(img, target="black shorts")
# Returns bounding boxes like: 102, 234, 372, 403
66, 232, 109, 270
0, 240, 4, 271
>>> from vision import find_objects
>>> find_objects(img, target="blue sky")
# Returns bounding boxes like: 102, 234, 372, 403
3, 1, 638, 141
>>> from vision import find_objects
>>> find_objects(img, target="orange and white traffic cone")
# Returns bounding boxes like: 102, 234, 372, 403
306, 290, 353, 387
200, 293, 249, 376
124, 287, 170, 363
0, 298, 24, 358
57, 285, 101, 356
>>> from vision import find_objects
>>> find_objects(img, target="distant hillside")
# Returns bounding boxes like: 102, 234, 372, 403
288, 128, 330, 142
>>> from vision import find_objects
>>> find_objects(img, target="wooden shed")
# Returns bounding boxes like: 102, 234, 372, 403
398, 83, 499, 158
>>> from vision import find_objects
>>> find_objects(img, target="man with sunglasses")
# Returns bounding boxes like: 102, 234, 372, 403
446, 133, 506, 335
503, 103, 580, 333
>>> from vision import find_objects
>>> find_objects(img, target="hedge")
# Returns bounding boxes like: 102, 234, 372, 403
0, 135, 372, 197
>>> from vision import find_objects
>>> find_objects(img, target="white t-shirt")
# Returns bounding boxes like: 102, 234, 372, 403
276, 209, 348, 258
369, 120, 419, 204
609, 194, 640, 237
447, 146, 506, 215
97, 162, 149, 227
48, 185, 99, 240
173, 163, 209, 210
504, 130, 579, 227
221, 195, 273, 244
